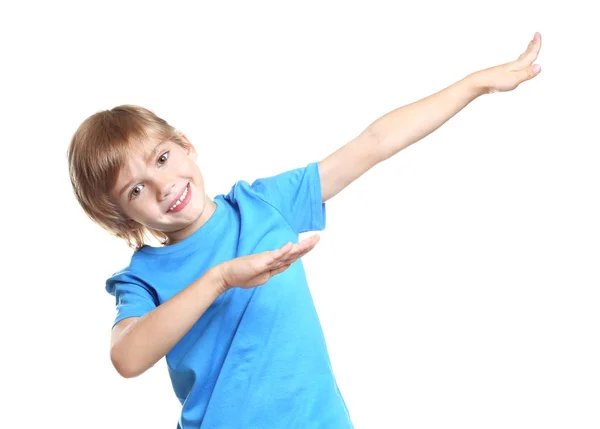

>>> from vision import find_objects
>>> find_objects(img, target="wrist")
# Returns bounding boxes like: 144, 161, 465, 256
206, 265, 229, 296
466, 70, 492, 96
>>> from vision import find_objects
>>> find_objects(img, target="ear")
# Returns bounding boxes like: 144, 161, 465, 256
179, 133, 198, 161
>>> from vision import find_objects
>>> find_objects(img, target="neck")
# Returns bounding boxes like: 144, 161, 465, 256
164, 196, 217, 246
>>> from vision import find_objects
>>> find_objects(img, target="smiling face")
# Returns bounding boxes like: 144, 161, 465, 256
111, 134, 217, 245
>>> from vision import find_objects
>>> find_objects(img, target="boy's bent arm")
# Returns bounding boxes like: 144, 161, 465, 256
109, 236, 316, 378
110, 267, 225, 379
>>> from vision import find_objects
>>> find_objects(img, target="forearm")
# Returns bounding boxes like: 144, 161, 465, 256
111, 268, 225, 378
367, 72, 487, 161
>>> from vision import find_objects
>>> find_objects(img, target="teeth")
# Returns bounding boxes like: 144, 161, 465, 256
169, 185, 188, 211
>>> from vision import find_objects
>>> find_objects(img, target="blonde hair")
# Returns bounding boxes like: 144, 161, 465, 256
67, 105, 187, 250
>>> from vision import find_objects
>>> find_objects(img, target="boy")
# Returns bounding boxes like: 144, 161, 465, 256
68, 33, 542, 429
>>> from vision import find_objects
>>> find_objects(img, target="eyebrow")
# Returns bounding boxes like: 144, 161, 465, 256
117, 140, 167, 197
145, 140, 167, 165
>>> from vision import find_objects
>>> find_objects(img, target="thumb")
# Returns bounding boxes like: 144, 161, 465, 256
522, 63, 542, 81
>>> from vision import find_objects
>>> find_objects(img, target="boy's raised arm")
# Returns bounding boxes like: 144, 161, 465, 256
319, 33, 542, 203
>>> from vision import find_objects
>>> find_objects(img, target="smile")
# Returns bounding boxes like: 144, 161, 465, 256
168, 183, 191, 213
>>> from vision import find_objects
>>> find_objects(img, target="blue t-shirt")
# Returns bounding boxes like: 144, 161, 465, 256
106, 162, 353, 429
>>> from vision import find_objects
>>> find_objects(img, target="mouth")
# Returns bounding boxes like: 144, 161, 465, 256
167, 183, 191, 213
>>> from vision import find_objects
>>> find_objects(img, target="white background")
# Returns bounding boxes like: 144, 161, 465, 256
1, 1, 599, 428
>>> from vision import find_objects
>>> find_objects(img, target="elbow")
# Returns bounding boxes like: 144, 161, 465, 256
110, 347, 144, 379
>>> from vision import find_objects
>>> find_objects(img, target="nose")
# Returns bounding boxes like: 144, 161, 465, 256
157, 179, 175, 201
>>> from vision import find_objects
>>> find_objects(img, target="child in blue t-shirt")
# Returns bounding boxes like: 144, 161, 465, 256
67, 33, 542, 429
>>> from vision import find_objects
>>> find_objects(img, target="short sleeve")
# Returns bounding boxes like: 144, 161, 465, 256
106, 277, 158, 328
249, 162, 326, 234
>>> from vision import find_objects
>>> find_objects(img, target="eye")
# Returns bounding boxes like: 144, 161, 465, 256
158, 151, 169, 166
129, 184, 144, 200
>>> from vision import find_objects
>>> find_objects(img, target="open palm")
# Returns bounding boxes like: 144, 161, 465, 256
218, 234, 320, 290
478, 32, 543, 93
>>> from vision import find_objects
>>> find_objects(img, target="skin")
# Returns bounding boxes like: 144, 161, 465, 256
318, 33, 543, 202
111, 135, 216, 245
110, 33, 542, 378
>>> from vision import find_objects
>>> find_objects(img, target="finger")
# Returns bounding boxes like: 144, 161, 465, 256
282, 236, 320, 264
520, 63, 542, 82
291, 236, 319, 257
283, 247, 313, 265
275, 241, 293, 257
516, 32, 541, 67
269, 234, 320, 267
270, 263, 291, 277
301, 233, 320, 247
267, 235, 319, 270
286, 234, 320, 259
264, 242, 293, 267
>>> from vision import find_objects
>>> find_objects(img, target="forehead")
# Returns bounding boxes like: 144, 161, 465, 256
126, 136, 166, 160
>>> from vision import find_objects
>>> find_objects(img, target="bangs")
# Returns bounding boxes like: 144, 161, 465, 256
71, 108, 174, 195
68, 104, 181, 249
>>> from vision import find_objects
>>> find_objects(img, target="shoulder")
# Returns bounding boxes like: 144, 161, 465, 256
104, 250, 156, 296
225, 162, 320, 203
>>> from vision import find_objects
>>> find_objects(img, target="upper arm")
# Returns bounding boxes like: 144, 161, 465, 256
318, 128, 381, 203
106, 277, 156, 377
110, 317, 140, 377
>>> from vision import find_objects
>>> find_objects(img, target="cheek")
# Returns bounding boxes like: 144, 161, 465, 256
189, 165, 205, 187
123, 206, 143, 223
127, 198, 157, 221
195, 173, 204, 187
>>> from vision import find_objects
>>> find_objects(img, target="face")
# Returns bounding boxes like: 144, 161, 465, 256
111, 135, 216, 245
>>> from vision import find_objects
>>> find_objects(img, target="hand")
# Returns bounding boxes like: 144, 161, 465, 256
475, 32, 543, 94
216, 234, 320, 292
